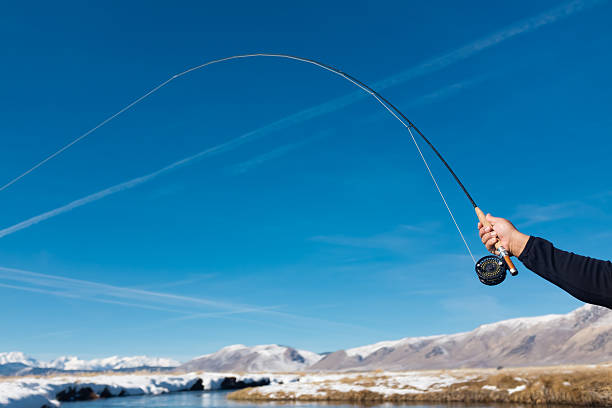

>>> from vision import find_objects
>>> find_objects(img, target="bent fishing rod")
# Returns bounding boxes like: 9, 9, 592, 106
0, 53, 515, 285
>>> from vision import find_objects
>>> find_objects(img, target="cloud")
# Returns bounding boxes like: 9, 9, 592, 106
311, 224, 438, 254
591, 190, 612, 203
0, 266, 269, 317
28, 330, 74, 340
0, 266, 366, 331
0, 0, 600, 240
440, 294, 511, 322
512, 201, 601, 227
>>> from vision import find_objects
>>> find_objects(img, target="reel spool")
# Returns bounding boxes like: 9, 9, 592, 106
475, 255, 508, 286
473, 207, 518, 286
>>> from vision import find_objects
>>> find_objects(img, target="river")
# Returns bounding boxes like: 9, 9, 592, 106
61, 390, 561, 408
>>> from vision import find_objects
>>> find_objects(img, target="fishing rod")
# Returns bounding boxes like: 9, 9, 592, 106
316, 56, 517, 285
0, 53, 515, 285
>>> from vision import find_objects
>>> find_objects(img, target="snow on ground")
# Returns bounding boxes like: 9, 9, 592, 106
507, 384, 527, 394
0, 372, 285, 408
5, 369, 580, 407
0, 371, 476, 407
233, 371, 476, 399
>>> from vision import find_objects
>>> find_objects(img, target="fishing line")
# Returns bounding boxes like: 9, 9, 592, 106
0, 53, 516, 284
406, 127, 476, 263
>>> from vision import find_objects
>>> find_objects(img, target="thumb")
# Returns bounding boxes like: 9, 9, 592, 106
486, 213, 505, 225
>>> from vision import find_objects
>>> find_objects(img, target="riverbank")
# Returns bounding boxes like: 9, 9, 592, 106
3, 364, 611, 407
227, 364, 612, 406
0, 372, 278, 407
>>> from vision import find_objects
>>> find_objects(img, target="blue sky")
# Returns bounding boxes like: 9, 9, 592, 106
0, 0, 611, 361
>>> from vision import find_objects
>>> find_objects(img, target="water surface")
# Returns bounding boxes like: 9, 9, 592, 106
62, 390, 560, 408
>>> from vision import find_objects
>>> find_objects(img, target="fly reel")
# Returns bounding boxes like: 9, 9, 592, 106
475, 255, 508, 286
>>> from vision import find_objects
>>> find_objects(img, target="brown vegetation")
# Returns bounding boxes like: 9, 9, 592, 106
227, 364, 612, 406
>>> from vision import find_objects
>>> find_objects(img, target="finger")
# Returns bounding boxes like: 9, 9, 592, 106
479, 227, 487, 238
478, 222, 482, 229
485, 237, 498, 250
482, 231, 498, 244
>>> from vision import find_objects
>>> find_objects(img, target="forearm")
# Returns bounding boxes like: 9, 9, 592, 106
518, 236, 612, 309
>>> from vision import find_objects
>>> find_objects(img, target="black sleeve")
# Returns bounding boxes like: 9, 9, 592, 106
518, 236, 612, 309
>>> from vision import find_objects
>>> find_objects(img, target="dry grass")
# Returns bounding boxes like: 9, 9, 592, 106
228, 364, 612, 406
336, 374, 389, 387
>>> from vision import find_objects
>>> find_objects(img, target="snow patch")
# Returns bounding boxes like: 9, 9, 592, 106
508, 384, 526, 394
247, 372, 472, 398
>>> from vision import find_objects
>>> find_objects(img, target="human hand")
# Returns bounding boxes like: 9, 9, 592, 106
478, 214, 530, 257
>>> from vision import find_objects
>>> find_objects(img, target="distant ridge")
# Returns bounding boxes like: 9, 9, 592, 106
177, 304, 612, 372
310, 304, 612, 370
6, 304, 612, 375
0, 352, 178, 376
179, 344, 322, 372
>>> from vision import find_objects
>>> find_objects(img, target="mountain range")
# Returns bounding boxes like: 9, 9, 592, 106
311, 304, 612, 370
178, 304, 612, 371
0, 352, 178, 376
5, 304, 612, 375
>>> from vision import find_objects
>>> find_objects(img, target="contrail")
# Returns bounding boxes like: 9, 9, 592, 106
0, 0, 601, 194
374, 0, 604, 90
230, 131, 330, 174
0, 266, 368, 330
0, 76, 471, 240
0, 0, 601, 239
0, 265, 273, 316
0, 128, 272, 239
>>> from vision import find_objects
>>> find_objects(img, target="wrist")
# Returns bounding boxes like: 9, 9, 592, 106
510, 232, 530, 257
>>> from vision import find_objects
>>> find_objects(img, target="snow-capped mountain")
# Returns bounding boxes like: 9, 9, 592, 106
42, 355, 178, 371
6, 304, 612, 375
0, 352, 38, 366
0, 353, 179, 376
311, 304, 612, 370
179, 344, 322, 372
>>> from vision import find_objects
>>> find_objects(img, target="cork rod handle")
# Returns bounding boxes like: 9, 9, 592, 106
475, 207, 518, 275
